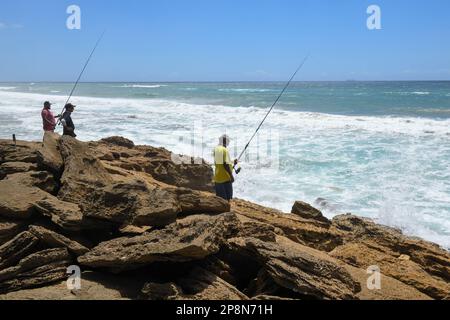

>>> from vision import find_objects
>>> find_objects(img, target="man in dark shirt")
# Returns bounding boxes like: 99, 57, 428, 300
61, 103, 77, 137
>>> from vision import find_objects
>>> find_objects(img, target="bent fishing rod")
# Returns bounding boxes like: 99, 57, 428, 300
234, 54, 309, 174
57, 31, 105, 125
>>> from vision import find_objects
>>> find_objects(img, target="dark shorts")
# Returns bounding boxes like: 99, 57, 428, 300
215, 182, 233, 201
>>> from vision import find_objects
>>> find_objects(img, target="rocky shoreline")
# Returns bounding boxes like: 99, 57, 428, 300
0, 133, 448, 300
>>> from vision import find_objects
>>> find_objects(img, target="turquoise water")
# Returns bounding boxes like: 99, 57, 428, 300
0, 82, 449, 248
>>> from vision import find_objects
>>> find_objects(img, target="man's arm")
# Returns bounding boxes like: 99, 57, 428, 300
224, 151, 234, 183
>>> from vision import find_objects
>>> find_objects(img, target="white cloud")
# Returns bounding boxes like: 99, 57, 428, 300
0, 22, 23, 29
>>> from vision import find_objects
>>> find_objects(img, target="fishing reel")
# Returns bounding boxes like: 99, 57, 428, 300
233, 159, 241, 175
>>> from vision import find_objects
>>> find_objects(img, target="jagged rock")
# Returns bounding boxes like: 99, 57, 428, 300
141, 268, 248, 300
176, 188, 230, 215
5, 171, 56, 194
82, 179, 181, 227
0, 162, 38, 179
0, 181, 48, 219
0, 231, 40, 270
28, 225, 89, 256
330, 241, 450, 300
101, 137, 135, 149
34, 196, 86, 231
342, 264, 431, 300
0, 248, 71, 294
78, 213, 240, 272
232, 199, 342, 251
227, 236, 360, 300
91, 138, 214, 192
291, 201, 331, 225
0, 271, 143, 300
141, 282, 183, 300
331, 214, 450, 299
36, 132, 63, 175
58, 136, 113, 204
0, 219, 25, 245
178, 267, 248, 300
0, 140, 40, 164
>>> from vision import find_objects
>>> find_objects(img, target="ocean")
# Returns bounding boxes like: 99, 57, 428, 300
0, 81, 449, 249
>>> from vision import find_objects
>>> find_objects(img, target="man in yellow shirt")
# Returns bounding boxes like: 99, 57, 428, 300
213, 134, 237, 201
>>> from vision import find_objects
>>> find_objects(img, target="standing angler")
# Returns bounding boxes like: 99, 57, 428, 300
60, 103, 77, 137
41, 101, 60, 132
213, 134, 238, 201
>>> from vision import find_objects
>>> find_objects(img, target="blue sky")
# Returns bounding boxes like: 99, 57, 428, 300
0, 0, 449, 81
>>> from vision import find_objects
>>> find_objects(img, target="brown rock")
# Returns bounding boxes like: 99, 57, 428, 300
227, 236, 360, 300
82, 179, 181, 227
343, 264, 431, 300
0, 218, 24, 245
332, 214, 450, 281
0, 248, 71, 294
5, 171, 56, 194
141, 282, 183, 300
28, 225, 89, 256
34, 196, 86, 231
178, 267, 248, 300
0, 140, 40, 164
232, 199, 342, 251
78, 213, 240, 272
330, 241, 450, 300
0, 181, 48, 219
0, 231, 40, 269
101, 136, 135, 149
0, 162, 38, 177
176, 188, 230, 215
58, 136, 113, 204
291, 201, 331, 225
36, 131, 63, 174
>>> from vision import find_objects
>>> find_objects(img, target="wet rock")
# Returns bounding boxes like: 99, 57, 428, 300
78, 213, 240, 272
291, 201, 331, 225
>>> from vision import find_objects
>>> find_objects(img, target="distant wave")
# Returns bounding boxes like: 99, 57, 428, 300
0, 87, 16, 91
218, 88, 275, 93
115, 84, 168, 89
385, 91, 431, 96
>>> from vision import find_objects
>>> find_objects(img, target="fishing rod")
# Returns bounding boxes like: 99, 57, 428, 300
234, 54, 309, 174
57, 31, 106, 125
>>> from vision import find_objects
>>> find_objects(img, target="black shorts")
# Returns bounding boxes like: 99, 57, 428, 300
215, 182, 233, 201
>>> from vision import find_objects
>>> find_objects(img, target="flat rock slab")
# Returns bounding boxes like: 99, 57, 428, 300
0, 181, 48, 219
0, 248, 71, 294
78, 213, 240, 272
28, 225, 89, 256
34, 196, 85, 231
0, 231, 40, 270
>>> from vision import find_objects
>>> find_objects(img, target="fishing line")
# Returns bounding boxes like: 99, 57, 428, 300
234, 54, 310, 172
57, 30, 106, 125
